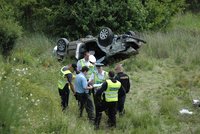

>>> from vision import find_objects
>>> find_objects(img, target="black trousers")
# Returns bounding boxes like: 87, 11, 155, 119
117, 95, 126, 114
58, 84, 70, 111
76, 93, 95, 121
95, 101, 117, 128
92, 89, 98, 109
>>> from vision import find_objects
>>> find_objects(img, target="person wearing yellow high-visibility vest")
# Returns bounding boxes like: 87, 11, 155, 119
94, 71, 126, 129
77, 51, 96, 80
89, 63, 108, 86
88, 63, 108, 107
58, 64, 77, 111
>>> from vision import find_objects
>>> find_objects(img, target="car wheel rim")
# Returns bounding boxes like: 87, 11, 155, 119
100, 29, 109, 40
57, 40, 65, 51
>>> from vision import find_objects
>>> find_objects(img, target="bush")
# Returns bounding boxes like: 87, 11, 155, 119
0, 2, 22, 57
186, 0, 200, 12
10, 0, 185, 38
46, 0, 185, 38
143, 0, 185, 30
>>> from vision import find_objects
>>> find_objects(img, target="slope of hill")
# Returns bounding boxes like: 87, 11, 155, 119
1, 13, 200, 134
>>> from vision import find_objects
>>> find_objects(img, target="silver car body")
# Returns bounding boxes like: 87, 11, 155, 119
55, 28, 145, 63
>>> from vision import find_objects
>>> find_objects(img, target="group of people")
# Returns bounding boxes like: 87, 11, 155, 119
57, 51, 130, 129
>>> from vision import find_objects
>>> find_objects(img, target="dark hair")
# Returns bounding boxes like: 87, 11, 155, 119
84, 51, 89, 56
71, 63, 77, 70
108, 71, 115, 78
81, 66, 89, 72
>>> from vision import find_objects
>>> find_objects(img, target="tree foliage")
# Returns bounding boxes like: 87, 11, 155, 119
0, 0, 22, 56
0, 0, 187, 47
185, 0, 200, 12
41, 0, 186, 39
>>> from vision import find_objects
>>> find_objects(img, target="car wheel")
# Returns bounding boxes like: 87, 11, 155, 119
98, 27, 114, 47
126, 31, 136, 36
57, 38, 69, 52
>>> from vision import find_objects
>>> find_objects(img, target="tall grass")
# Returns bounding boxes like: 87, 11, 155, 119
142, 29, 200, 67
10, 34, 58, 67
169, 12, 200, 31
140, 13, 200, 69
0, 80, 27, 134
1, 13, 200, 133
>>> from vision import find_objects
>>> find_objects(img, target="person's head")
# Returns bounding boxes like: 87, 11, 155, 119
89, 55, 96, 65
83, 51, 90, 61
71, 63, 78, 73
95, 63, 104, 72
114, 64, 123, 73
67, 63, 76, 72
81, 66, 89, 75
108, 71, 115, 78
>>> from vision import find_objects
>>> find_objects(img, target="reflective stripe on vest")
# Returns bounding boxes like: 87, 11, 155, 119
58, 68, 71, 89
80, 58, 94, 79
80, 59, 94, 79
94, 71, 108, 84
80, 59, 86, 67
104, 79, 121, 102
87, 65, 94, 79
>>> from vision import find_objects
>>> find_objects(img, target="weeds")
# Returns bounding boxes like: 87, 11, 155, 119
1, 13, 200, 133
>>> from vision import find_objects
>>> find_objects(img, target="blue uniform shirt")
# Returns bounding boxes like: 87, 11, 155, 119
74, 72, 89, 93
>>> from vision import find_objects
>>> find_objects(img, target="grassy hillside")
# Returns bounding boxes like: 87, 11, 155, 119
1, 13, 200, 134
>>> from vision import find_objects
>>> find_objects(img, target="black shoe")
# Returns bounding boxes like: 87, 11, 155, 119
119, 109, 125, 117
94, 125, 99, 130
106, 123, 116, 129
62, 106, 68, 111
89, 119, 95, 125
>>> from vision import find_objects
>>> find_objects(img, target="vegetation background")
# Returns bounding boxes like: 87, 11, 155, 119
0, 0, 200, 134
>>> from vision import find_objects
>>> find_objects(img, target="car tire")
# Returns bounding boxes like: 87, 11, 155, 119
98, 27, 114, 47
57, 38, 69, 52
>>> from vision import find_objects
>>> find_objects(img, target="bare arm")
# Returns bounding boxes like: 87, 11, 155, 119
66, 73, 76, 94
69, 82, 76, 94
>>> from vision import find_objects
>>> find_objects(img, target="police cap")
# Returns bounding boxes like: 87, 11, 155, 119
95, 63, 104, 67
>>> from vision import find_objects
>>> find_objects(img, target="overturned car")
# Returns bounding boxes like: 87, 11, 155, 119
55, 27, 146, 63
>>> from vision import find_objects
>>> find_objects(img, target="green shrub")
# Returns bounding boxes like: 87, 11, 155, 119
11, 0, 185, 38
0, 4, 22, 56
186, 0, 200, 12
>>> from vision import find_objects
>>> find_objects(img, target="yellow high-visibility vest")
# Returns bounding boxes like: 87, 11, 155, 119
80, 59, 86, 67
104, 79, 121, 102
87, 64, 94, 79
80, 59, 94, 79
58, 67, 72, 89
94, 71, 108, 84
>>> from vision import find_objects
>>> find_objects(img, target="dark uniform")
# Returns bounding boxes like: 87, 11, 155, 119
115, 72, 130, 115
94, 77, 126, 129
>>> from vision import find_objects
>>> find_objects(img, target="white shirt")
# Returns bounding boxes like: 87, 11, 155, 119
89, 70, 106, 82
77, 58, 90, 71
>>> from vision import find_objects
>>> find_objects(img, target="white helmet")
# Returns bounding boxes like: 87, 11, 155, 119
89, 55, 96, 64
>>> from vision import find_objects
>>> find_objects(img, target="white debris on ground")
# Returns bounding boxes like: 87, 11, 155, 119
179, 99, 200, 115
179, 109, 193, 115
